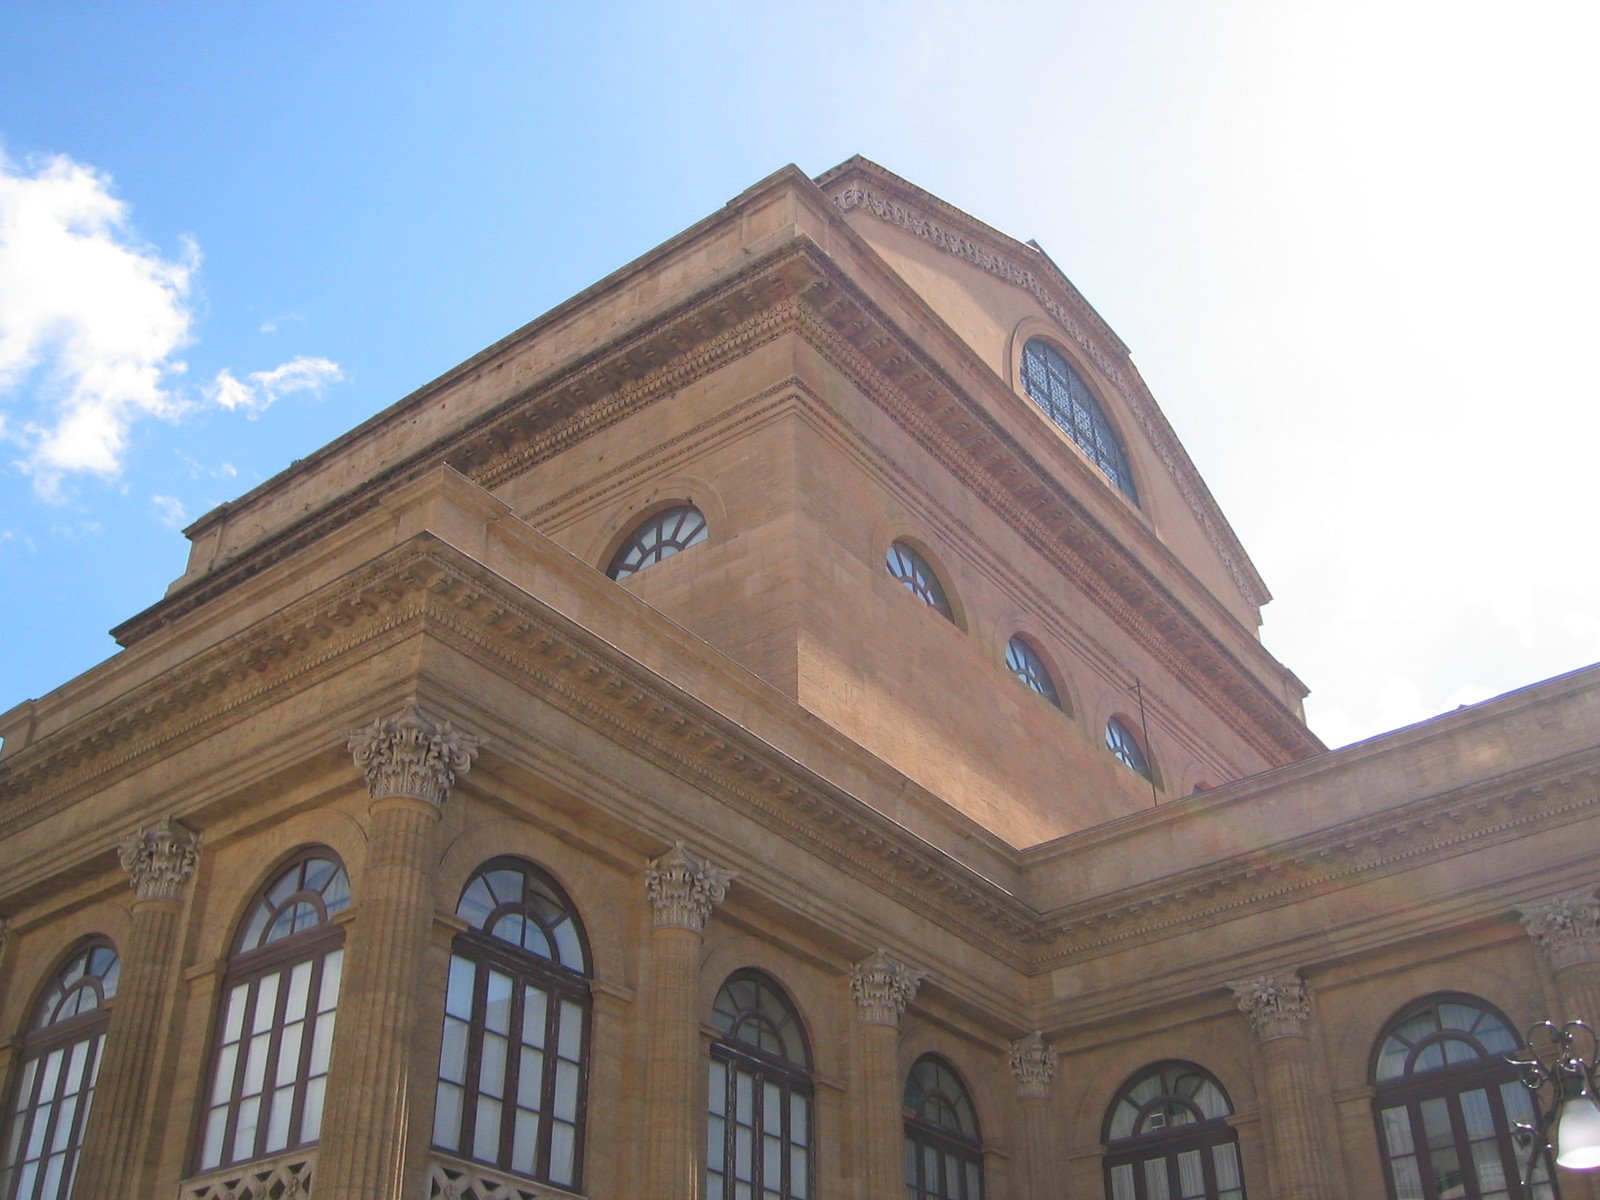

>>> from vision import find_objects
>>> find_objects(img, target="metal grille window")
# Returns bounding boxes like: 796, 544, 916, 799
1372, 995, 1554, 1200
1005, 636, 1062, 708
1020, 338, 1138, 503
607, 505, 708, 580
0, 940, 119, 1200
707, 971, 814, 1200
1103, 1062, 1245, 1200
433, 859, 591, 1191
1107, 718, 1153, 781
197, 852, 349, 1173
886, 542, 954, 622
903, 1055, 983, 1200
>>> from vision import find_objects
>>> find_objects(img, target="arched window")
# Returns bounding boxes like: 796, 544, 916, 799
0, 939, 119, 1200
1005, 636, 1062, 708
904, 1055, 983, 1200
433, 858, 591, 1191
1371, 995, 1554, 1200
1020, 338, 1138, 503
1107, 718, 1153, 782
706, 971, 813, 1200
607, 505, 708, 580
1103, 1061, 1245, 1200
886, 542, 954, 622
196, 851, 349, 1173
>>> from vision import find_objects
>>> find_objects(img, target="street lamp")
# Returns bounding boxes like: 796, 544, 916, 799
1509, 1020, 1600, 1180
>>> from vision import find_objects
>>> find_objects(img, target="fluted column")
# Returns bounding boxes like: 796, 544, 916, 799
1008, 1032, 1058, 1200
642, 843, 733, 1200
1523, 895, 1600, 1023
850, 950, 925, 1200
316, 703, 480, 1200
1229, 971, 1342, 1200
75, 818, 199, 1200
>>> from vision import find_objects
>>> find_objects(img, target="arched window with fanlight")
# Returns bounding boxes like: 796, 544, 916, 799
1103, 1061, 1245, 1200
886, 542, 955, 623
0, 939, 120, 1200
1107, 718, 1153, 782
607, 505, 708, 580
904, 1055, 983, 1200
1371, 994, 1555, 1200
1005, 635, 1063, 709
433, 858, 591, 1191
1019, 338, 1138, 503
706, 971, 813, 1200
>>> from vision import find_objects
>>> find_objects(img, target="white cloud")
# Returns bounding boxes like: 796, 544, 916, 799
152, 493, 187, 528
207, 356, 343, 417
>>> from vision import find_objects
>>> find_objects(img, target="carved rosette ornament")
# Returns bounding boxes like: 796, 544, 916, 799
850, 949, 926, 1027
116, 817, 200, 904
346, 702, 482, 806
1229, 971, 1313, 1042
1008, 1031, 1058, 1100
1522, 894, 1600, 971
644, 843, 734, 932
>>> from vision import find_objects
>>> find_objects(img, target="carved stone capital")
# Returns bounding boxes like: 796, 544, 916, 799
1008, 1031, 1058, 1100
116, 817, 200, 904
347, 701, 481, 806
1229, 971, 1312, 1041
1522, 894, 1600, 971
850, 949, 926, 1027
645, 843, 734, 932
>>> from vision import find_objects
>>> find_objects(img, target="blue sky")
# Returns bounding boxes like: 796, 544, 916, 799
2, 2, 1597, 750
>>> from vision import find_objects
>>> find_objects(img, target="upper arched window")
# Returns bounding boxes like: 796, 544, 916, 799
886, 542, 954, 622
1005, 636, 1062, 708
706, 971, 813, 1200
1107, 718, 1153, 782
433, 859, 591, 1191
0, 939, 120, 1200
1020, 338, 1138, 503
607, 505, 708, 580
1371, 995, 1554, 1200
904, 1055, 983, 1200
197, 851, 349, 1174
1103, 1061, 1244, 1200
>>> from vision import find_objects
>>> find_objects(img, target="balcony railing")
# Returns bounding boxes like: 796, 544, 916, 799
428, 1154, 583, 1200
177, 1149, 317, 1200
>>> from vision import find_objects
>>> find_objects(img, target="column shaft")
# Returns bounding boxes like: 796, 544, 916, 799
854, 1021, 903, 1200
1017, 1098, 1055, 1200
642, 925, 704, 1200
1256, 1034, 1340, 1200
1552, 962, 1600, 1027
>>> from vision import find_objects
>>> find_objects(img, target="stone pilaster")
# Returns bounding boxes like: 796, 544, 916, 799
850, 950, 925, 1200
317, 703, 479, 1200
1523, 894, 1600, 1023
1008, 1032, 1058, 1200
642, 844, 733, 1200
1229, 971, 1342, 1200
76, 818, 200, 1200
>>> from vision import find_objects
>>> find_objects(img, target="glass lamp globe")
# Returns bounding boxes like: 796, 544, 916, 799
1556, 1093, 1600, 1170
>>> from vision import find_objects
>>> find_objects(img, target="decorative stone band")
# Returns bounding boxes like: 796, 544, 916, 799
1008, 1031, 1059, 1100
1522, 894, 1600, 972
116, 817, 200, 904
1229, 971, 1312, 1042
644, 842, 734, 932
851, 949, 927, 1028
347, 701, 482, 806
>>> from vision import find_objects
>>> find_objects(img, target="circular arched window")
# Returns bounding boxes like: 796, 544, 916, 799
1107, 718, 1153, 781
1020, 338, 1138, 503
904, 1054, 983, 1199
1005, 635, 1062, 708
886, 542, 954, 622
607, 505, 708, 580
1103, 1061, 1245, 1200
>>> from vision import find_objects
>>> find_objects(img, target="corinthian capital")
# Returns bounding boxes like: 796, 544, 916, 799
645, 843, 734, 932
1229, 971, 1312, 1041
1008, 1031, 1058, 1100
116, 818, 200, 904
1522, 894, 1600, 971
850, 949, 926, 1027
347, 701, 481, 806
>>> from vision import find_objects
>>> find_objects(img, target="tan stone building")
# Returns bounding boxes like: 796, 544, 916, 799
1, 157, 1597, 1200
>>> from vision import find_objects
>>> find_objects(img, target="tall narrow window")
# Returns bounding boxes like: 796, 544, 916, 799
1103, 1062, 1245, 1200
196, 851, 349, 1173
1005, 636, 1062, 708
1371, 995, 1553, 1200
607, 505, 708, 580
903, 1055, 983, 1200
1107, 718, 1153, 782
707, 971, 814, 1200
0, 939, 119, 1200
433, 858, 591, 1191
886, 542, 954, 622
1020, 338, 1138, 502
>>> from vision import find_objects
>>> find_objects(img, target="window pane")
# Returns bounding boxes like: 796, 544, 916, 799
433, 1081, 463, 1150
1143, 1157, 1171, 1200
1109, 1164, 1136, 1200
474, 1096, 502, 1161
550, 1121, 576, 1186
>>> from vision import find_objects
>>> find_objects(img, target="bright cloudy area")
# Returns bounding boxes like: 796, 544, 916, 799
0, 3, 1596, 752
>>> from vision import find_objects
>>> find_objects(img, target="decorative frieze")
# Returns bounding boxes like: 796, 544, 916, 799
1008, 1031, 1058, 1100
346, 701, 481, 806
1230, 971, 1312, 1041
644, 843, 734, 932
850, 949, 926, 1027
1522, 894, 1600, 971
116, 817, 200, 904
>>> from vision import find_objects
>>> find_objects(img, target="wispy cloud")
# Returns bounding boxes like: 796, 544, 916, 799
151, 493, 187, 528
207, 356, 343, 417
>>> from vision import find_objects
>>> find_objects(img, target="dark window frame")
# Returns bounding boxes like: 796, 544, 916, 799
904, 1053, 984, 1200
1101, 1060, 1245, 1200
886, 541, 955, 623
1019, 337, 1139, 503
1005, 635, 1063, 709
1106, 718, 1153, 782
606, 504, 709, 581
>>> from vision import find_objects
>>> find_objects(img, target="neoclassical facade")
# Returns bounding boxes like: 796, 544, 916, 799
1, 157, 1597, 1200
